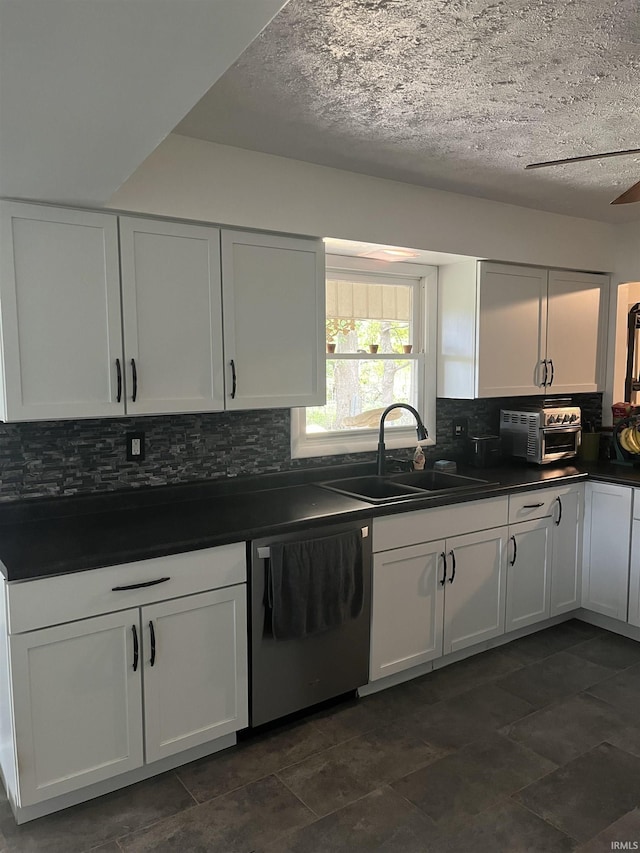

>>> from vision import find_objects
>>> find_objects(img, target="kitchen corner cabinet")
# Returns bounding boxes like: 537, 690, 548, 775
0, 202, 124, 421
369, 498, 509, 681
221, 230, 325, 410
0, 544, 248, 819
0, 201, 325, 421
437, 260, 608, 399
582, 481, 631, 621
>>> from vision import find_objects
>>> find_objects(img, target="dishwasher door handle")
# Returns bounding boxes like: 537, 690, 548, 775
257, 526, 369, 560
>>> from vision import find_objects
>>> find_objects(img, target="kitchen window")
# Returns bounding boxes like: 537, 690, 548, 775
291, 256, 437, 458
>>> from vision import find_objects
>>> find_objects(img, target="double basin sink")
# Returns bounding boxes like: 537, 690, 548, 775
317, 470, 495, 504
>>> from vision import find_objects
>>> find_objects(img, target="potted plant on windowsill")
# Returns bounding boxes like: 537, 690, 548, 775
326, 318, 355, 353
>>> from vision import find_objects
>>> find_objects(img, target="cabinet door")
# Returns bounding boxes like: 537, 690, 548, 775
370, 541, 445, 681
142, 586, 248, 763
546, 270, 607, 394
505, 517, 552, 632
628, 517, 640, 628
550, 487, 582, 616
221, 230, 325, 409
10, 610, 143, 806
582, 482, 631, 621
119, 218, 224, 414
0, 202, 124, 421
443, 527, 508, 655
476, 263, 547, 397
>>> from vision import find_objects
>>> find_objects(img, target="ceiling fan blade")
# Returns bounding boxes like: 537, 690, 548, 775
525, 148, 640, 170
611, 180, 640, 205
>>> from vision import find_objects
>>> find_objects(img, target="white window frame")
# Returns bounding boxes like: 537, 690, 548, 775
291, 255, 437, 459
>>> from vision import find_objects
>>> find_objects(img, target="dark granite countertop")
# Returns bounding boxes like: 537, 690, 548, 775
1, 458, 638, 582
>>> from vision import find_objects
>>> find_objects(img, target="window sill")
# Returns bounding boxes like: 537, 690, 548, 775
291, 427, 435, 460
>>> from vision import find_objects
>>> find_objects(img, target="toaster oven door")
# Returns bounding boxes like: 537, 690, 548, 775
541, 427, 581, 462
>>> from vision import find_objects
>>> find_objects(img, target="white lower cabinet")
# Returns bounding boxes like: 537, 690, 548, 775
370, 541, 445, 680
370, 486, 586, 683
443, 527, 508, 655
582, 481, 632, 621
550, 487, 582, 615
10, 609, 144, 807
505, 517, 552, 632
0, 545, 248, 818
370, 500, 509, 681
624, 489, 640, 628
142, 587, 248, 763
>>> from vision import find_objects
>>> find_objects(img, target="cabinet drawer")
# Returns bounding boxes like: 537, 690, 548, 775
508, 490, 558, 523
6, 543, 247, 634
372, 496, 508, 552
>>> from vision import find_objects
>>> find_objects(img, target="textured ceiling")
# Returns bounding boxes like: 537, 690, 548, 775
175, 0, 640, 223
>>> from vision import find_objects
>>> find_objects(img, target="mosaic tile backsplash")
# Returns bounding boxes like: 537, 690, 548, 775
0, 393, 602, 501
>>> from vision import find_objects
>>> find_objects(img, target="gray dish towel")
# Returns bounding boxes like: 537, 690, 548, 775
267, 529, 363, 640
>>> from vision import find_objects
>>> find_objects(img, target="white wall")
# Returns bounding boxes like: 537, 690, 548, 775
0, 1, 287, 206
109, 135, 615, 272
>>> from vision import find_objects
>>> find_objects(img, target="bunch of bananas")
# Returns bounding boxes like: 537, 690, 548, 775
619, 425, 640, 455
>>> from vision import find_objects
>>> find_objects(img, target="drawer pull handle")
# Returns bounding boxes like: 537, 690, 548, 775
149, 620, 156, 667
555, 495, 563, 526
522, 503, 544, 509
448, 549, 456, 584
112, 577, 170, 592
510, 535, 517, 566
440, 551, 447, 586
132, 624, 139, 672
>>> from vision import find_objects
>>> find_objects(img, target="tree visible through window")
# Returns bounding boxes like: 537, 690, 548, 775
306, 276, 419, 435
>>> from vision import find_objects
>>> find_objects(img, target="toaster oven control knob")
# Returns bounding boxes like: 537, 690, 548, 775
563, 414, 570, 422
570, 414, 578, 422
549, 415, 557, 424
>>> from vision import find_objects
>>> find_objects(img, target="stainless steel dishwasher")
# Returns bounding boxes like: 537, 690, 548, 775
249, 519, 372, 727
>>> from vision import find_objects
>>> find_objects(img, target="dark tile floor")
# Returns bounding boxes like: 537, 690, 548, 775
3, 619, 640, 851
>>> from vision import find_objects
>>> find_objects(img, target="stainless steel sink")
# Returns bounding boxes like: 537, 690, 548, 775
317, 471, 494, 504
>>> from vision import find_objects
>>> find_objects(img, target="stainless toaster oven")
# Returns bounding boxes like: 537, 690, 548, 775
500, 405, 581, 465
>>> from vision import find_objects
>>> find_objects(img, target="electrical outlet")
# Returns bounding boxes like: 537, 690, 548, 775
126, 432, 145, 462
453, 417, 468, 439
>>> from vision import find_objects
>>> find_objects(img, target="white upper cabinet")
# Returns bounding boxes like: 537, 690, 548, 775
0, 203, 326, 420
221, 230, 325, 410
119, 218, 224, 415
0, 202, 124, 420
438, 260, 608, 399
545, 270, 607, 394
476, 263, 548, 397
